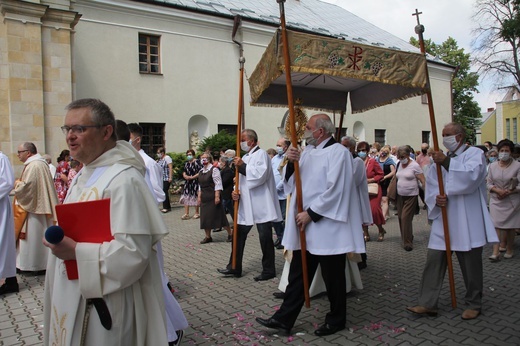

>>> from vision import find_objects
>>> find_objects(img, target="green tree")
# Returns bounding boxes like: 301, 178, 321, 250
197, 130, 238, 157
410, 37, 481, 143
472, 0, 520, 88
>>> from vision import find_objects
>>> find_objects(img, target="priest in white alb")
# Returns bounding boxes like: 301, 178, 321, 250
43, 99, 168, 345
256, 114, 365, 336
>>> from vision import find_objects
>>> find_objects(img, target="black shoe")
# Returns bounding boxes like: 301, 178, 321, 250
169, 330, 183, 346
213, 228, 223, 232
273, 239, 281, 247
357, 261, 367, 270
314, 323, 345, 336
272, 291, 285, 299
276, 243, 284, 249
227, 235, 232, 242
254, 273, 275, 281
0, 282, 19, 295
404, 246, 413, 252
217, 268, 241, 278
256, 317, 291, 334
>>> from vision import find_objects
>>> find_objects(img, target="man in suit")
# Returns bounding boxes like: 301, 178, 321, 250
256, 114, 365, 336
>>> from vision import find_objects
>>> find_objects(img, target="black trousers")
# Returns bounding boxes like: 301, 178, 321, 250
162, 180, 171, 210
273, 250, 347, 329
226, 222, 275, 276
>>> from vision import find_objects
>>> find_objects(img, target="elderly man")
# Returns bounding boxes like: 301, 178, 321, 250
407, 122, 498, 320
217, 129, 282, 281
272, 138, 290, 249
43, 99, 168, 345
0, 152, 18, 295
15, 142, 58, 274
256, 114, 365, 336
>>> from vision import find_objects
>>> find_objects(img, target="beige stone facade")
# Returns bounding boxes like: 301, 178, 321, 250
0, 0, 80, 175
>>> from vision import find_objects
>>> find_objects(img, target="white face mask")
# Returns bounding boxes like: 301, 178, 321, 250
498, 152, 510, 161
304, 128, 320, 146
442, 134, 459, 152
240, 141, 251, 152
276, 146, 284, 155
400, 158, 409, 165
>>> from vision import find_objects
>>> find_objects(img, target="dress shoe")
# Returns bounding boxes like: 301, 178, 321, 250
254, 273, 275, 281
273, 239, 281, 247
461, 309, 480, 320
272, 291, 285, 299
276, 243, 284, 250
226, 235, 232, 242
314, 323, 345, 336
404, 246, 413, 252
216, 268, 241, 278
406, 305, 438, 316
0, 282, 19, 295
255, 317, 291, 334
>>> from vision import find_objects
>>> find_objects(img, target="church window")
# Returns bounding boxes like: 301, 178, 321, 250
140, 123, 165, 156
139, 34, 161, 74
374, 129, 386, 145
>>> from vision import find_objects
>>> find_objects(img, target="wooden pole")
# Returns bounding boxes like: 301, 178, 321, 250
277, 0, 311, 308
231, 16, 245, 269
336, 110, 345, 140
413, 9, 457, 308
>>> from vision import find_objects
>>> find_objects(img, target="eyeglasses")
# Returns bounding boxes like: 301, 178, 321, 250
17, 150, 28, 154
61, 125, 100, 135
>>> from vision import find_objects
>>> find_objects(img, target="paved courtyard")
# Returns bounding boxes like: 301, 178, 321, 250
1, 203, 519, 345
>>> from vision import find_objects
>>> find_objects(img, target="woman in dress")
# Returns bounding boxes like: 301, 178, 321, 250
357, 141, 386, 242
378, 145, 396, 220
157, 147, 173, 213
54, 149, 70, 204
180, 149, 201, 220
197, 153, 232, 244
395, 145, 425, 251
487, 139, 520, 261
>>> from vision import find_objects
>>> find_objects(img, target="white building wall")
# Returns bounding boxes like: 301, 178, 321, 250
71, 0, 453, 153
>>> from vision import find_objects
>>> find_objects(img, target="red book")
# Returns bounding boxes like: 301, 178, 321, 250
55, 199, 113, 280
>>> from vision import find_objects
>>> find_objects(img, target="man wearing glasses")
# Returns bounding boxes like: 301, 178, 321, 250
43, 99, 169, 345
14, 142, 58, 275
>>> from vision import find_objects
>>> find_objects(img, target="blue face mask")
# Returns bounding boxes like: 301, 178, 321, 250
358, 151, 367, 159
488, 157, 497, 163
186, 155, 193, 161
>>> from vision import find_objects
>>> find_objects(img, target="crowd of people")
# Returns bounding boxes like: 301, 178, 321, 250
0, 98, 518, 344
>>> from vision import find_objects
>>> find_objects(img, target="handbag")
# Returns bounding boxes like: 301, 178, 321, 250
367, 182, 379, 196
387, 176, 397, 201
13, 198, 28, 240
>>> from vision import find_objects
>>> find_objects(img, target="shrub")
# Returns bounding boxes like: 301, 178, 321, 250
197, 130, 238, 156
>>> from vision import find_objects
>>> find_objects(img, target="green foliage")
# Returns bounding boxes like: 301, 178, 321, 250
166, 152, 188, 181
409, 37, 481, 144
197, 130, 238, 156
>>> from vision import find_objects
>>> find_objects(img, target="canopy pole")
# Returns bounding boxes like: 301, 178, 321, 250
231, 15, 245, 269
413, 9, 457, 308
336, 110, 345, 140
277, 0, 310, 308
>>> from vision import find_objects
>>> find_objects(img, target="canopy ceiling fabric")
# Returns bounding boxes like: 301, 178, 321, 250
249, 30, 429, 113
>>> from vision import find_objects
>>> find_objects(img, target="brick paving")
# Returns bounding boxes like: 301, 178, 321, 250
1, 203, 519, 345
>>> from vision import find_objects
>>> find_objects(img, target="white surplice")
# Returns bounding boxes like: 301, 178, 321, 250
44, 142, 168, 346
138, 148, 165, 203
282, 142, 366, 255
353, 156, 373, 225
237, 146, 282, 225
0, 152, 16, 278
425, 146, 498, 251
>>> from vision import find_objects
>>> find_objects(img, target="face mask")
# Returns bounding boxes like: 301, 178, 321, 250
498, 152, 510, 161
276, 146, 284, 155
357, 151, 367, 159
186, 155, 193, 161
421, 149, 427, 155
304, 129, 320, 146
201, 158, 208, 165
227, 157, 234, 163
380, 152, 387, 157
400, 158, 409, 165
240, 141, 251, 152
488, 157, 497, 163
442, 134, 459, 152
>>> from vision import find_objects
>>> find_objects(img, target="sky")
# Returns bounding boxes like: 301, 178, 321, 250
321, 0, 502, 112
